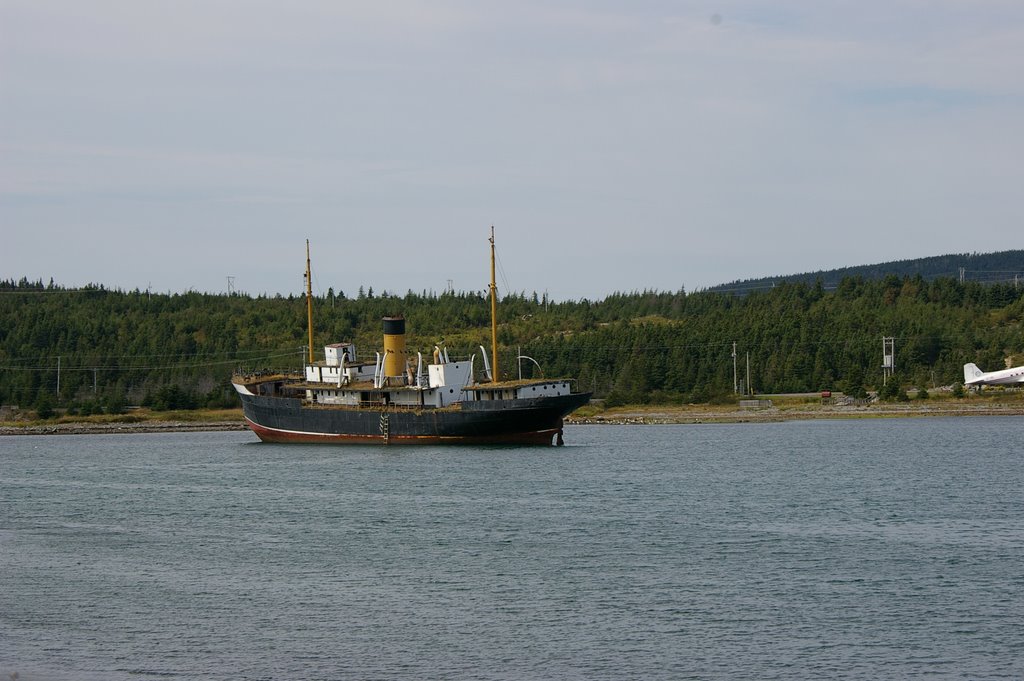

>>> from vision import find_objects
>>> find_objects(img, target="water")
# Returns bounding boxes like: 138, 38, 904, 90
2, 419, 1023, 680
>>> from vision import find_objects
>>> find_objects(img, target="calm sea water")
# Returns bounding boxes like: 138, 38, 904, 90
2, 419, 1023, 680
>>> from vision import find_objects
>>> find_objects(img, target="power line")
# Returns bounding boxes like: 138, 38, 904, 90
0, 349, 303, 372
1, 347, 302, 364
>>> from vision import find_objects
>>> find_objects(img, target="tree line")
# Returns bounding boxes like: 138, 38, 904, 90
2, 273, 1022, 413
710, 250, 1024, 293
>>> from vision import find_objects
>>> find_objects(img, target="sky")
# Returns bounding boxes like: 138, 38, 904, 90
2, 1, 1022, 301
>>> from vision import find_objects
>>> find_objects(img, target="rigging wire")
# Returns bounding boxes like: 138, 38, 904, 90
494, 246, 512, 301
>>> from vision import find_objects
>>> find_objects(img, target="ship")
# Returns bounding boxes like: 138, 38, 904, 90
232, 229, 591, 445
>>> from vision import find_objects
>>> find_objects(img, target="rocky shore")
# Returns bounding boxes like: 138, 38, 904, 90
0, 420, 248, 436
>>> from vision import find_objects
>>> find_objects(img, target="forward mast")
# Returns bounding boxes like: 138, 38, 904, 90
489, 226, 499, 384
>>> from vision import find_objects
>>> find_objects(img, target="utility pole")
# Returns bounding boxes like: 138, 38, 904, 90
56, 355, 61, 396
93, 368, 98, 394
959, 267, 965, 284
732, 341, 738, 394
745, 352, 753, 395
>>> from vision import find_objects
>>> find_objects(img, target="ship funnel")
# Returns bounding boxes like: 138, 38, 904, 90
382, 316, 408, 379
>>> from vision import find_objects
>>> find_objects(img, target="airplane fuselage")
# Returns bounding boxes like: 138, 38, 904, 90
963, 363, 1024, 387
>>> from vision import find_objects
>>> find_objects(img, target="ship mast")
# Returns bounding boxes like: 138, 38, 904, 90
306, 239, 314, 364
489, 226, 499, 384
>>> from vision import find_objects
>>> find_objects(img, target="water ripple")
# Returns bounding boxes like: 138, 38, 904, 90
2, 421, 1023, 680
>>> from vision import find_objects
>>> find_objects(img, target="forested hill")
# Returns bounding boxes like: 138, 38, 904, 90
2, 273, 1023, 412
709, 250, 1024, 294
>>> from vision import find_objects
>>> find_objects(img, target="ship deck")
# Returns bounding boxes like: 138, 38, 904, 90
236, 374, 574, 393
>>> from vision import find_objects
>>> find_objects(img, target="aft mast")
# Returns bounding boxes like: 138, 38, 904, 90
305, 239, 314, 364
489, 226, 499, 383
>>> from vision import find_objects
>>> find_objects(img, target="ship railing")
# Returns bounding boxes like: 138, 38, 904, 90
233, 370, 302, 382
304, 401, 456, 412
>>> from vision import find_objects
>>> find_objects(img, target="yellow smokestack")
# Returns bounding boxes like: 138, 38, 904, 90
382, 316, 407, 379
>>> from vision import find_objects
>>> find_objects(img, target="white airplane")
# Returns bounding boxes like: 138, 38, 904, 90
963, 363, 1024, 387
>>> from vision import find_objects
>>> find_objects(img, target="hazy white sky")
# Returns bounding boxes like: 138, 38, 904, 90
2, 1, 1022, 300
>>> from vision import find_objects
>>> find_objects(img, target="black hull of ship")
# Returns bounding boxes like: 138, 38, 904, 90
236, 391, 592, 445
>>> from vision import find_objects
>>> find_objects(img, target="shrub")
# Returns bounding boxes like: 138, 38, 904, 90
105, 393, 127, 415
35, 394, 55, 420
846, 383, 869, 399
144, 385, 199, 411
603, 390, 628, 408
878, 376, 910, 402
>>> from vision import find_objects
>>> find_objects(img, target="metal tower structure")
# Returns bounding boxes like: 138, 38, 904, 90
882, 336, 895, 385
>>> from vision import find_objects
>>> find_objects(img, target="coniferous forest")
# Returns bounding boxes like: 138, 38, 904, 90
2, 272, 1023, 414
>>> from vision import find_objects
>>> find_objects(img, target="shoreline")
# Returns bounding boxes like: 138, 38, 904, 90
568, 401, 1024, 425
2, 400, 1022, 435
0, 421, 248, 436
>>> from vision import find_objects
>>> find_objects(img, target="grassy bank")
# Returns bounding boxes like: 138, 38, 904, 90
0, 408, 247, 435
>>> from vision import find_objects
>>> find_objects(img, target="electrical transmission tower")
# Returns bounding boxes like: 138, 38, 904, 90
882, 336, 895, 385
